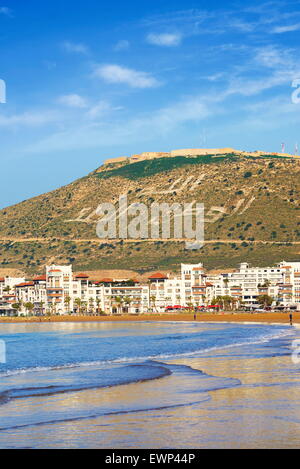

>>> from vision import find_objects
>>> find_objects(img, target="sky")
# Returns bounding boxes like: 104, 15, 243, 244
0, 0, 300, 208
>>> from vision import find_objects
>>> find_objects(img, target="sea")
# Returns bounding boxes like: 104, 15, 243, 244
0, 320, 299, 448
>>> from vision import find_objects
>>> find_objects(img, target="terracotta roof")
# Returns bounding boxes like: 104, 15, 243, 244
15, 282, 35, 287
99, 278, 114, 283
75, 273, 89, 278
33, 275, 47, 281
48, 269, 61, 273
0, 278, 4, 282
148, 272, 168, 279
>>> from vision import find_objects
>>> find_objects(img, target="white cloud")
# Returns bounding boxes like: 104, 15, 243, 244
142, 9, 210, 28
219, 45, 300, 98
86, 100, 122, 119
0, 7, 13, 17
93, 64, 160, 88
254, 45, 293, 68
58, 94, 88, 108
114, 40, 130, 51
146, 33, 182, 46
0, 110, 61, 127
272, 23, 300, 33
62, 41, 89, 55
23, 92, 222, 154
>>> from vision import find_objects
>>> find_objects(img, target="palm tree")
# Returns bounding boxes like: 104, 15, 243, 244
88, 297, 95, 315
263, 279, 271, 288
81, 301, 87, 315
74, 298, 82, 315
12, 302, 22, 316
50, 302, 57, 316
258, 294, 273, 309
96, 298, 101, 315
150, 295, 158, 313
186, 302, 195, 315
222, 295, 234, 310
64, 295, 71, 314
114, 296, 123, 315
24, 302, 34, 316
123, 296, 132, 314
212, 296, 225, 309
39, 300, 45, 316
223, 277, 230, 293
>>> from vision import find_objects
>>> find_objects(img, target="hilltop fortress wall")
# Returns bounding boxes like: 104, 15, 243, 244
103, 148, 296, 166
170, 147, 238, 157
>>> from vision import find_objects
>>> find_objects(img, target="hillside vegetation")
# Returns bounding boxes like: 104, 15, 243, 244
0, 153, 299, 275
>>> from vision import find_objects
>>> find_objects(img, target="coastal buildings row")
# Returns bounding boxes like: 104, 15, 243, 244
0, 260, 300, 316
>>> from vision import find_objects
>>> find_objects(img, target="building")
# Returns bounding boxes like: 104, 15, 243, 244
1, 260, 300, 316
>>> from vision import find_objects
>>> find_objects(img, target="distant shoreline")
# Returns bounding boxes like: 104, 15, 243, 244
0, 312, 299, 325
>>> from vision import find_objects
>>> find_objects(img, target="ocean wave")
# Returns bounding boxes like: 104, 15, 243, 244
0, 397, 212, 433
0, 361, 241, 431
0, 363, 171, 405
0, 326, 292, 378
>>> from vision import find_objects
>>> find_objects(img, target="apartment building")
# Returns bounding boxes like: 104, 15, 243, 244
0, 275, 26, 315
148, 264, 214, 312
1, 260, 300, 316
208, 262, 286, 308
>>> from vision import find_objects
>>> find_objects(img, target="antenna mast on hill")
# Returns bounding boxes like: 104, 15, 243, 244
281, 142, 285, 153
295, 143, 298, 155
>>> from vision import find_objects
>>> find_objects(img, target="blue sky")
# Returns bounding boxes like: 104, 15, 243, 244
1, 0, 300, 208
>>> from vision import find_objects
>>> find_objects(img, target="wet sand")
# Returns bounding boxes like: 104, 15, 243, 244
0, 321, 298, 449
0, 312, 299, 324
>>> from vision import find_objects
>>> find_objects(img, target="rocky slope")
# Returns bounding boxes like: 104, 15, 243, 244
0, 152, 299, 274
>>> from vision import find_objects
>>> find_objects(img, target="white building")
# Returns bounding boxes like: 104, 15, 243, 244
1, 259, 300, 316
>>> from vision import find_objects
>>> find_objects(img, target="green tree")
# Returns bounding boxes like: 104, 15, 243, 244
64, 295, 71, 313
96, 298, 101, 315
24, 302, 34, 316
262, 279, 271, 287
150, 295, 158, 313
123, 296, 132, 314
88, 297, 95, 315
186, 302, 195, 315
12, 302, 22, 314
74, 298, 82, 315
114, 296, 123, 315
39, 300, 45, 315
257, 294, 273, 308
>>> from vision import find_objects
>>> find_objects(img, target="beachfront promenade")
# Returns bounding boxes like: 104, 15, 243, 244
0, 312, 299, 325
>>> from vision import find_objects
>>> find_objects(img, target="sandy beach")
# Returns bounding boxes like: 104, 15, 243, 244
0, 312, 299, 324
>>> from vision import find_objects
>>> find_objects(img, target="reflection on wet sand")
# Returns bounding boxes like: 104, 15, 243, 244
1, 349, 300, 448
0, 322, 299, 449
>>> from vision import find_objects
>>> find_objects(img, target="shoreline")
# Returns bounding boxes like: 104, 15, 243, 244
0, 312, 299, 325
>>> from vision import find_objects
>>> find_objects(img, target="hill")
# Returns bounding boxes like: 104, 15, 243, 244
0, 150, 300, 275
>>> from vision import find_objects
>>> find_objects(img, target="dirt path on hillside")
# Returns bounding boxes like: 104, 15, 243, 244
0, 237, 298, 245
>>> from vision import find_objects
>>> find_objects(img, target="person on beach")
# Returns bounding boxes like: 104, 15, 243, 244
289, 312, 293, 326
194, 313, 197, 321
